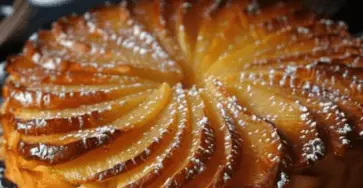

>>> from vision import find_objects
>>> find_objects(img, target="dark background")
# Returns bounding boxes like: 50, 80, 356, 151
0, 0, 361, 187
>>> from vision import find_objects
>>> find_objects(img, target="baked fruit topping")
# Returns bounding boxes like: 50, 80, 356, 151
1, 0, 363, 187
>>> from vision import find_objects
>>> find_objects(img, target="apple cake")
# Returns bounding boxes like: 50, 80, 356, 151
1, 0, 363, 187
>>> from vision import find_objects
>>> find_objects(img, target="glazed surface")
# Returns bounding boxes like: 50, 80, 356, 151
1, 0, 363, 187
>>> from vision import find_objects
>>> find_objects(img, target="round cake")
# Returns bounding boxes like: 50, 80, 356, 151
1, 0, 363, 187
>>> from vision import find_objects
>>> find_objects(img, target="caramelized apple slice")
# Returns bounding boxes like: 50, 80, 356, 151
208, 20, 348, 77
314, 63, 363, 93
5, 55, 47, 81
243, 64, 363, 137
162, 88, 216, 187
196, 0, 303, 72
245, 56, 363, 72
192, 1, 221, 71
49, 6, 152, 55
252, 35, 362, 62
242, 53, 363, 75
232, 17, 347, 60
215, 1, 303, 60
194, 2, 241, 84
146, 88, 215, 187
6, 53, 134, 86
53, 86, 175, 183
315, 62, 363, 80
10, 86, 150, 119
15, 71, 157, 86
197, 4, 239, 67
129, 0, 196, 87
184, 89, 241, 187
223, 64, 363, 105
247, 65, 363, 104
4, 79, 155, 110
238, 78, 351, 156
174, 0, 221, 62
319, 91, 363, 137
205, 78, 283, 187
6, 55, 157, 85
281, 90, 350, 156
230, 71, 352, 156
218, 77, 324, 167
226, 70, 363, 137
218, 9, 315, 59
194, 1, 303, 82
27, 6, 183, 84
232, 37, 363, 71
13, 91, 149, 135
158, 0, 181, 39
141, 85, 188, 187
107, 85, 185, 187
4, 83, 155, 113
16, 84, 170, 164
17, 126, 121, 165
128, 0, 166, 42
156, 0, 202, 86
24, 33, 131, 77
